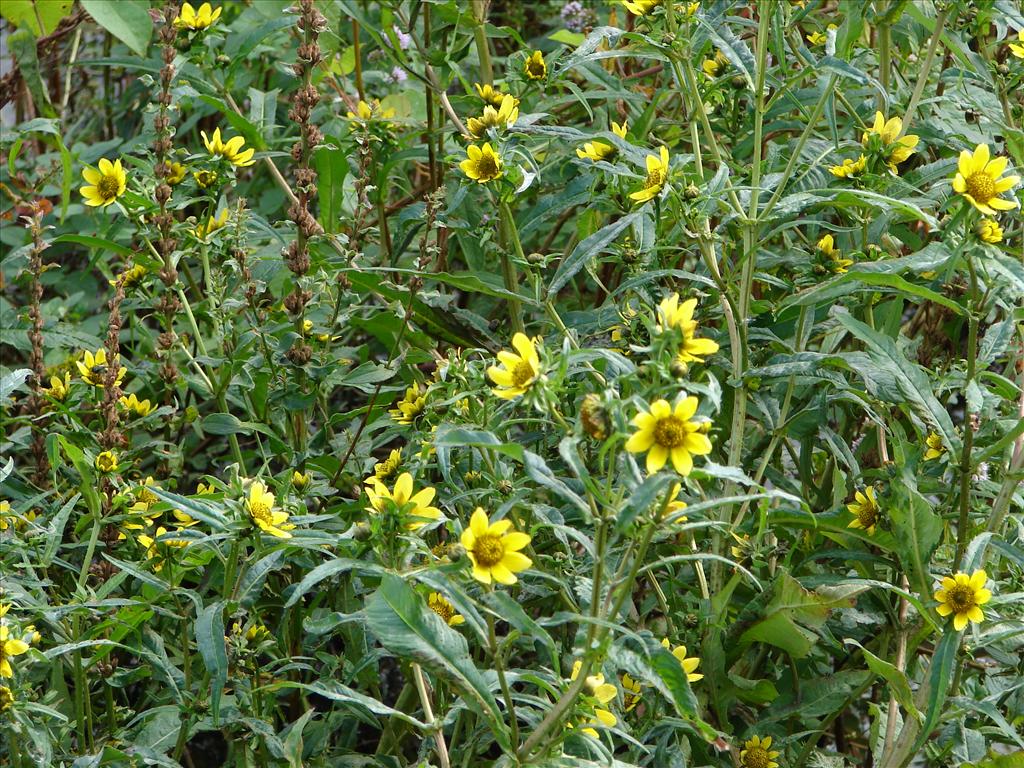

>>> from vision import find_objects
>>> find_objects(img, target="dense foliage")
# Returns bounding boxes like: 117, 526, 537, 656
1, 1, 1023, 767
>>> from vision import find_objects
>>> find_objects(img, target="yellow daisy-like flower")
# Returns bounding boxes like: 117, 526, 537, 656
77, 348, 126, 387
952, 144, 1020, 215
370, 448, 403, 482
247, 481, 293, 539
630, 146, 670, 203
118, 501, 157, 540
577, 121, 626, 161
365, 472, 442, 531
924, 431, 946, 461
829, 154, 867, 178
622, 673, 642, 711
109, 263, 147, 290
460, 143, 503, 183
467, 94, 519, 138
1009, 29, 1024, 58
174, 2, 221, 30
817, 234, 854, 274
935, 569, 992, 631
976, 219, 1003, 244
657, 293, 720, 364
391, 383, 427, 425
460, 507, 532, 585
702, 50, 729, 78
195, 208, 230, 240
166, 161, 187, 185
571, 660, 618, 704
346, 99, 396, 122
740, 735, 780, 768
43, 372, 71, 401
119, 393, 155, 417
427, 592, 465, 627
291, 470, 311, 490
201, 128, 256, 168
80, 158, 127, 208
846, 486, 880, 534
661, 638, 703, 682
861, 111, 919, 173
474, 83, 517, 108
524, 50, 547, 80
622, 0, 661, 15
95, 451, 119, 473
488, 333, 541, 399
0, 624, 30, 678
571, 707, 617, 739
625, 396, 712, 475
137, 526, 186, 571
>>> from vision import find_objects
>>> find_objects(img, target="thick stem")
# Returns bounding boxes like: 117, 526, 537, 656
411, 664, 451, 768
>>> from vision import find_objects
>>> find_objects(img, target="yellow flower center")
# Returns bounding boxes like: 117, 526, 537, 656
743, 747, 771, 768
527, 61, 545, 77
965, 172, 995, 203
249, 500, 272, 524
946, 584, 977, 613
476, 155, 499, 178
857, 503, 878, 528
653, 416, 687, 448
97, 175, 120, 200
473, 533, 505, 567
644, 169, 663, 189
511, 360, 535, 387
429, 596, 456, 623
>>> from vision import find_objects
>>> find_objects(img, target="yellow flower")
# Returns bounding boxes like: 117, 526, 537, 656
657, 293, 720, 364
467, 94, 519, 138
524, 50, 547, 80
137, 526, 186, 571
571, 660, 618, 703
365, 472, 442, 531
371, 448, 403, 482
460, 143, 503, 183
740, 735, 780, 768
427, 592, 465, 627
952, 144, 1020, 215
43, 372, 71, 401
166, 161, 187, 185
346, 99, 397, 122
195, 208, 230, 239
136, 477, 161, 505
118, 501, 158, 540
95, 451, 119, 473
622, 673, 642, 711
817, 234, 854, 274
171, 508, 199, 527
474, 83, 516, 108
935, 569, 992, 631
0, 501, 9, 531
976, 218, 1003, 244
0, 624, 30, 678
571, 707, 617, 739
488, 333, 541, 399
622, 0, 661, 15
861, 111, 918, 173
577, 141, 615, 162
661, 638, 703, 682
1009, 29, 1024, 58
109, 263, 147, 290
924, 431, 946, 461
196, 482, 216, 495
665, 482, 688, 522
76, 348, 126, 387
829, 154, 867, 178
291, 470, 311, 490
0, 685, 12, 710
201, 127, 255, 167
80, 158, 127, 208
625, 396, 712, 475
174, 2, 221, 30
702, 50, 729, 78
807, 30, 827, 45
247, 481, 293, 539
630, 146, 670, 203
460, 507, 532, 585
391, 383, 427, 425
119, 393, 155, 417
846, 486, 880, 534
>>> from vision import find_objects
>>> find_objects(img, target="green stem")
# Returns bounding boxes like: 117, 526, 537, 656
878, 21, 891, 108
900, 7, 948, 134
498, 201, 526, 334
472, 1, 493, 85
487, 613, 520, 755
953, 253, 979, 571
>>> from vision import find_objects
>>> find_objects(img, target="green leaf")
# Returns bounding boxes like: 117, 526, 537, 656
888, 469, 942, 602
9, 28, 54, 117
80, 0, 152, 57
150, 488, 229, 531
195, 602, 228, 722
785, 271, 966, 316
364, 575, 509, 750
0, 368, 32, 400
547, 211, 642, 299
283, 558, 385, 608
314, 145, 346, 234
52, 234, 135, 256
845, 639, 921, 720
0, 0, 73, 34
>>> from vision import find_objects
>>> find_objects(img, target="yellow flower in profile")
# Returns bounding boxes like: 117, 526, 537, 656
0, 623, 30, 678
110, 263, 148, 290
346, 99, 396, 122
740, 736, 780, 768
474, 83, 517, 108
247, 481, 293, 539
195, 208, 230, 240
665, 482, 688, 522
702, 50, 729, 78
861, 111, 918, 173
976, 219, 1003, 244
622, 0, 661, 15
488, 333, 541, 399
427, 592, 465, 627
43, 372, 71, 401
460, 507, 532, 585
391, 383, 427, 424
370, 448, 403, 482
630, 146, 670, 203
657, 293, 720, 364
846, 486, 880, 534
365, 472, 442, 531
817, 234, 854, 274
166, 161, 187, 185
77, 348, 126, 387
171, 508, 200, 527
291, 470, 310, 490
625, 396, 712, 475
80, 158, 127, 208
577, 120, 628, 162
621, 673, 642, 711
460, 143, 503, 183
137, 526, 186, 571
174, 2, 221, 30
829, 154, 867, 178
467, 94, 519, 138
201, 128, 255, 167
524, 50, 547, 80
95, 451, 119, 473
119, 393, 155, 417
1009, 29, 1024, 58
952, 144, 1020, 215
807, 24, 837, 46
924, 431, 946, 461
571, 660, 618, 704
935, 569, 992, 631
570, 707, 617, 739
661, 638, 703, 682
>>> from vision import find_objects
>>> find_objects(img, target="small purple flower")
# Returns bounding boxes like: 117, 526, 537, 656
560, 1, 595, 33
393, 25, 412, 50
388, 66, 407, 84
